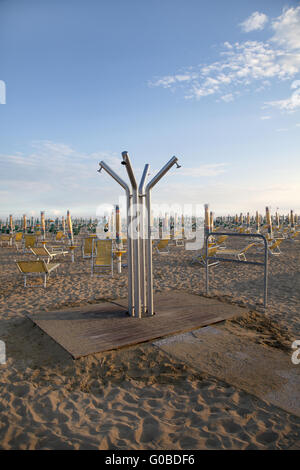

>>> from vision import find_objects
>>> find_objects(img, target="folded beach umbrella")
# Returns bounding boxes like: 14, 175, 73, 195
62, 216, 65, 234
40, 211, 46, 240
164, 212, 169, 234
255, 211, 260, 233
290, 210, 295, 231
158, 216, 162, 239
23, 214, 26, 233
210, 211, 214, 232
9, 214, 13, 233
204, 204, 210, 236
67, 210, 74, 244
180, 214, 184, 239
266, 206, 273, 240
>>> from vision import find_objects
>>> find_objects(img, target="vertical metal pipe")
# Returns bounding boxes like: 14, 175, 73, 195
205, 234, 209, 295
145, 156, 180, 316
139, 164, 150, 315
122, 152, 141, 318
98, 160, 134, 316
263, 235, 268, 308
146, 189, 154, 315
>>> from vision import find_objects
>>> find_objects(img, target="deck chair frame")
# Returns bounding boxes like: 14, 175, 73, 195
91, 239, 113, 277
155, 239, 170, 254
16, 260, 60, 288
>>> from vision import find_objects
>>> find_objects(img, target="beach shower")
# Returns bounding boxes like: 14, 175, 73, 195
98, 151, 181, 318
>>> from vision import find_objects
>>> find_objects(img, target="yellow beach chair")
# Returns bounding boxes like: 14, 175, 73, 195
30, 246, 68, 263
216, 242, 257, 261
14, 232, 23, 250
268, 238, 284, 255
0, 234, 12, 247
193, 246, 220, 266
82, 237, 95, 259
288, 231, 300, 241
214, 235, 228, 249
24, 234, 36, 252
91, 239, 113, 277
16, 260, 60, 287
55, 231, 67, 242
155, 239, 170, 254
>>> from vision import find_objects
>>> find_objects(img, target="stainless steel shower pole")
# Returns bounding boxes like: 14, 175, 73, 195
138, 164, 150, 315
98, 161, 134, 316
121, 152, 141, 318
145, 156, 180, 316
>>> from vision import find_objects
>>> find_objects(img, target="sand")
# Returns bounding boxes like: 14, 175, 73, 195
0, 235, 300, 449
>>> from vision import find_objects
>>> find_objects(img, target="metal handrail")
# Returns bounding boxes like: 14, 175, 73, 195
205, 232, 268, 308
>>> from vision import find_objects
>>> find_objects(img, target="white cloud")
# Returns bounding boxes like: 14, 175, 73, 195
240, 11, 268, 33
0, 141, 126, 217
291, 80, 300, 89
150, 6, 300, 114
271, 7, 300, 50
266, 88, 300, 111
220, 93, 234, 102
260, 115, 271, 120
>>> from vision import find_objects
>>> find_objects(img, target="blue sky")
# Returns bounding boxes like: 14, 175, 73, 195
0, 0, 300, 217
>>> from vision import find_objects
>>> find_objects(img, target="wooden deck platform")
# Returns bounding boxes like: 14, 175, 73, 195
27, 291, 247, 359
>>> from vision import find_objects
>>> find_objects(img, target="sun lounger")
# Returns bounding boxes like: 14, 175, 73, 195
216, 242, 257, 261
268, 238, 285, 255
155, 239, 170, 254
192, 246, 220, 266
55, 231, 67, 242
91, 239, 113, 277
14, 232, 23, 250
30, 246, 68, 263
0, 234, 12, 247
24, 234, 36, 252
288, 231, 300, 241
16, 260, 60, 287
82, 237, 95, 259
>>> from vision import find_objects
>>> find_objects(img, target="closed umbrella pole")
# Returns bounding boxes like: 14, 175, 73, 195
210, 211, 214, 233
23, 214, 26, 233
159, 217, 162, 239
266, 206, 273, 240
290, 209, 295, 231
256, 211, 260, 233
9, 214, 13, 233
62, 216, 65, 234
275, 211, 279, 229
204, 204, 210, 236
67, 210, 74, 245
246, 212, 250, 230
41, 211, 45, 240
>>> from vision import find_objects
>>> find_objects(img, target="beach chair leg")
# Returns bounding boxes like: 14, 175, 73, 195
44, 275, 47, 288
24, 276, 27, 288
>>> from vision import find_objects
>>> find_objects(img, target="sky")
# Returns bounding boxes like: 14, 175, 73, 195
0, 0, 300, 218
